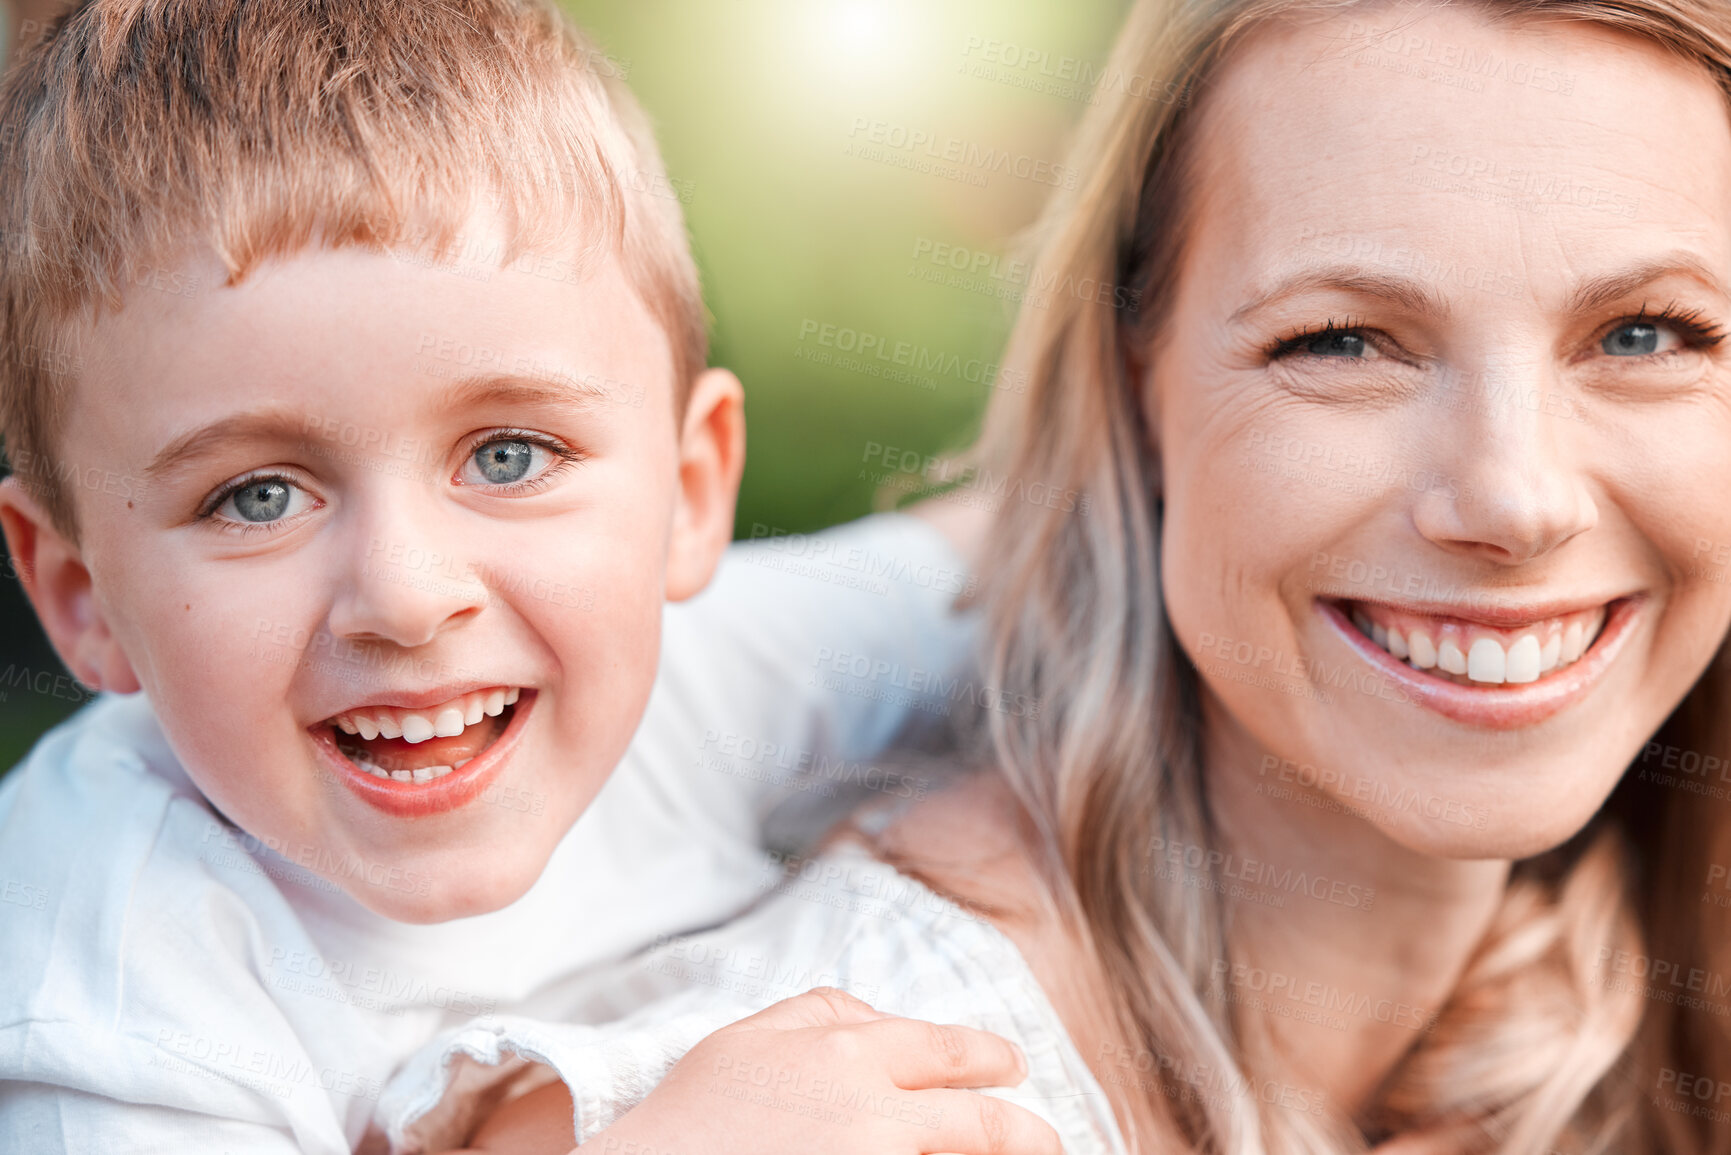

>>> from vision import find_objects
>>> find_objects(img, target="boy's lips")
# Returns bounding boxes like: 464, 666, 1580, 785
1318, 596, 1642, 729
308, 686, 536, 817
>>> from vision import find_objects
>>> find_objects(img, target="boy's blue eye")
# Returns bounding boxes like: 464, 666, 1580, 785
231, 480, 292, 522
473, 440, 535, 484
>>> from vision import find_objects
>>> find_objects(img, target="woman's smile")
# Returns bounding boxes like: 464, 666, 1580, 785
1317, 594, 1646, 730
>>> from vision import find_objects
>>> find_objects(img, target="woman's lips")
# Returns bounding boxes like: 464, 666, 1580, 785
1317, 597, 1642, 729
309, 689, 536, 817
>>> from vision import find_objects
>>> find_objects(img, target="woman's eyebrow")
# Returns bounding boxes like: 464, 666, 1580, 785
1228, 266, 1448, 327
1564, 252, 1731, 314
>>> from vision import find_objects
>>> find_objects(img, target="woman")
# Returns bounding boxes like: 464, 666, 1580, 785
387, 0, 1731, 1150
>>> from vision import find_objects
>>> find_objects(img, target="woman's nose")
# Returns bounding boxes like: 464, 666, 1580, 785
1409, 361, 1598, 565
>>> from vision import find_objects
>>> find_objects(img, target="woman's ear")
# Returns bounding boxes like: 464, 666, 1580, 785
664, 367, 746, 602
0, 476, 140, 693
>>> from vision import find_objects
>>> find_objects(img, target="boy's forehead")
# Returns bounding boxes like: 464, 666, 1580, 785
65, 232, 675, 461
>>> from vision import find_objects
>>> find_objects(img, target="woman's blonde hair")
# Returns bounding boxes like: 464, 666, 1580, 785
959, 1, 1731, 1151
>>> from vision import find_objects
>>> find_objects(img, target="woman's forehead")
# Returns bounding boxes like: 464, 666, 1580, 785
1181, 4, 1731, 299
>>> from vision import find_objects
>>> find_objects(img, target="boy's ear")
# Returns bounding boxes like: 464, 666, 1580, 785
665, 368, 746, 602
0, 475, 141, 694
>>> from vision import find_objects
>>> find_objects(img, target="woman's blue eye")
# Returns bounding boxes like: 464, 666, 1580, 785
230, 480, 292, 522
473, 440, 535, 484
1602, 323, 1661, 356
1305, 331, 1366, 358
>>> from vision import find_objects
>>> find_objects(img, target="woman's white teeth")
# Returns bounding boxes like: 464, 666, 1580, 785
1466, 638, 1504, 683
1352, 605, 1608, 684
332, 686, 521, 745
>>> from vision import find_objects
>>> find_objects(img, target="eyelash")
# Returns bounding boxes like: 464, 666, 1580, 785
1268, 316, 1373, 360
195, 430, 586, 535
1620, 301, 1728, 349
1266, 303, 1730, 361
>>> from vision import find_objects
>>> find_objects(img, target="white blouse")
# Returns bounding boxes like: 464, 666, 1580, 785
380, 841, 1130, 1154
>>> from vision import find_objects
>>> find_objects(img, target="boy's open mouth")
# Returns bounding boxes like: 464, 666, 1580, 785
320, 686, 522, 782
1331, 599, 1614, 687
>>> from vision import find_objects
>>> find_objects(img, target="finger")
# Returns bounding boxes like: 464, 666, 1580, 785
854, 1017, 1029, 1089
738, 986, 888, 1031
918, 1088, 1064, 1155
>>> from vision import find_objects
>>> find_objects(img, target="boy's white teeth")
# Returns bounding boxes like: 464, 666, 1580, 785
1348, 604, 1609, 685
349, 753, 454, 781
331, 686, 522, 746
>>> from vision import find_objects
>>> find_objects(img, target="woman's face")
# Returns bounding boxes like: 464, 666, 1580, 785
1152, 2, 1731, 858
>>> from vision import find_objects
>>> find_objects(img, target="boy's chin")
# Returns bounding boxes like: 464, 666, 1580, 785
338, 853, 552, 924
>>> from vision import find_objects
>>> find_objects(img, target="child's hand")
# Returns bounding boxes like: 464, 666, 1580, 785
458, 987, 1064, 1155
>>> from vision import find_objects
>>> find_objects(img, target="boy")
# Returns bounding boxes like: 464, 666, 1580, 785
0, 1, 1038, 1151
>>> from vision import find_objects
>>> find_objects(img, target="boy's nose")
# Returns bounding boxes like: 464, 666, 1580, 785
326, 521, 489, 649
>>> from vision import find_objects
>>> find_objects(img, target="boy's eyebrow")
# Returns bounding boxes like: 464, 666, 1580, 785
432, 371, 617, 415
142, 406, 315, 485
143, 373, 617, 483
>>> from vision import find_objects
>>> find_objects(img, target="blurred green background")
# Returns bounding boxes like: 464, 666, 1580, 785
0, 0, 1130, 773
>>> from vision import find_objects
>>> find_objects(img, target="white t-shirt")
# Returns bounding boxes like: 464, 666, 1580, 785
0, 514, 978, 1154
380, 841, 1130, 1155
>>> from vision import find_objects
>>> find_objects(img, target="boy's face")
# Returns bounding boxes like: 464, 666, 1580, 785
1, 224, 743, 921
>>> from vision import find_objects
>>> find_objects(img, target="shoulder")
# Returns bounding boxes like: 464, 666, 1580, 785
0, 694, 321, 1108
858, 774, 1134, 1110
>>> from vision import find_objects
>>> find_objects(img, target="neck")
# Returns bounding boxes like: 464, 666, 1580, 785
1199, 691, 1511, 1120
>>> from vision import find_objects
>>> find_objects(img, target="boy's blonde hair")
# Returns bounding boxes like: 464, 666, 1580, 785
0, 0, 707, 543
